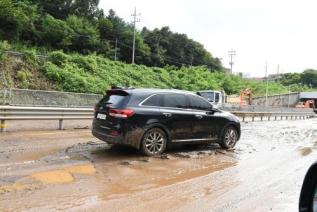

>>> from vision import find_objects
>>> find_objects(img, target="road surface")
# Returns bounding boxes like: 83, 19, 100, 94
0, 118, 316, 211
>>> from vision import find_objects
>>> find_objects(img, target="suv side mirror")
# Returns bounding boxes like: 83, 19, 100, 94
299, 162, 317, 212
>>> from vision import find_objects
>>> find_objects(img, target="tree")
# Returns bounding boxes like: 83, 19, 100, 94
66, 15, 99, 54
32, 0, 73, 19
40, 15, 73, 49
141, 26, 223, 70
0, 0, 39, 41
33, 0, 100, 20
280, 73, 301, 86
0, 1, 224, 71
301, 69, 317, 88
70, 0, 100, 19
97, 18, 113, 40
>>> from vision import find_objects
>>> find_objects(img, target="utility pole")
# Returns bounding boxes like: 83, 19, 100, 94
114, 38, 118, 61
288, 86, 291, 108
155, 37, 161, 67
228, 49, 236, 74
131, 7, 141, 64
190, 55, 194, 67
265, 62, 269, 109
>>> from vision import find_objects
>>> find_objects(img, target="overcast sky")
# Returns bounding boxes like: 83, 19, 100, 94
99, 0, 317, 77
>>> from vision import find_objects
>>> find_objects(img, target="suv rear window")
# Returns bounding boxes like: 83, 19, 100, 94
99, 90, 129, 107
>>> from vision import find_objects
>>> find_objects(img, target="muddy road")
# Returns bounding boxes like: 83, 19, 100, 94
0, 119, 316, 211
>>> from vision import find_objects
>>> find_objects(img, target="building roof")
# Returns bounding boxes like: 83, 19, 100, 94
299, 92, 317, 99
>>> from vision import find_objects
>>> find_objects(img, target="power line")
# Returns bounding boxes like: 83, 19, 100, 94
131, 7, 141, 64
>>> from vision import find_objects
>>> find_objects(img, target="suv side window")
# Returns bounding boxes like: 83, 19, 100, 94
162, 93, 190, 109
189, 95, 212, 110
142, 94, 163, 107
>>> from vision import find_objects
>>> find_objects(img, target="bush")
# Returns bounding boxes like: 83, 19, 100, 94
17, 70, 33, 88
48, 51, 70, 66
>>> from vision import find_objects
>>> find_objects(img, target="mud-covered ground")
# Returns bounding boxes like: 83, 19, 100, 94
0, 119, 316, 211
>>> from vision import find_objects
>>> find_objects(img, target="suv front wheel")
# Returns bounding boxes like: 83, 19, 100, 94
141, 128, 167, 156
220, 126, 238, 149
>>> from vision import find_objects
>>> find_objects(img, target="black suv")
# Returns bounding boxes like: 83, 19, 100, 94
92, 88, 241, 156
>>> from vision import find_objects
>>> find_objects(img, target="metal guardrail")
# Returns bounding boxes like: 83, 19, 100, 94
231, 111, 315, 122
220, 103, 313, 113
0, 106, 93, 132
0, 106, 315, 133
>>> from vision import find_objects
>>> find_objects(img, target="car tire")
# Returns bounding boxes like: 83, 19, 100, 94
141, 128, 167, 156
220, 126, 238, 149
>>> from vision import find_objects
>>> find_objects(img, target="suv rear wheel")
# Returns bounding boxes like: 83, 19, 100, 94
220, 126, 238, 149
141, 128, 167, 156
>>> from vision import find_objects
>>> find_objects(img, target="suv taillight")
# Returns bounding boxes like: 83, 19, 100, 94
109, 109, 134, 118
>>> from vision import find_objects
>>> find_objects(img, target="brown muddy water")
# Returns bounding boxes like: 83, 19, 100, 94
0, 118, 316, 211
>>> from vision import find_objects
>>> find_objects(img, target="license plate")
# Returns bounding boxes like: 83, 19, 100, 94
97, 113, 107, 120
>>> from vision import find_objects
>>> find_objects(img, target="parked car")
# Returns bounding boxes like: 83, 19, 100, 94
299, 162, 317, 212
92, 87, 241, 156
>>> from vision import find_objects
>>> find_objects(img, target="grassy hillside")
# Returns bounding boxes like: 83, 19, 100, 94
0, 42, 313, 96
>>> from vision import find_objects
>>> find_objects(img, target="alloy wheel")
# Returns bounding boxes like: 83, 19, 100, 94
224, 128, 238, 147
144, 131, 165, 154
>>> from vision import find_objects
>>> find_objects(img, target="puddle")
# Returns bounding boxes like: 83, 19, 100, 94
31, 164, 96, 184
32, 170, 74, 184
300, 147, 313, 156
99, 157, 236, 200
14, 149, 60, 162
65, 165, 96, 175
0, 183, 29, 194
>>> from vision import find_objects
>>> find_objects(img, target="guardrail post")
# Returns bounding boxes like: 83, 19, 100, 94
242, 115, 245, 122
275, 116, 277, 120
260, 116, 263, 121
268, 116, 270, 121
281, 116, 283, 120
58, 119, 64, 130
252, 116, 255, 122
286, 116, 288, 120
0, 120, 6, 133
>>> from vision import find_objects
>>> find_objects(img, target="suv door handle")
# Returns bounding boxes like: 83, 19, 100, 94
195, 114, 203, 119
163, 112, 172, 117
